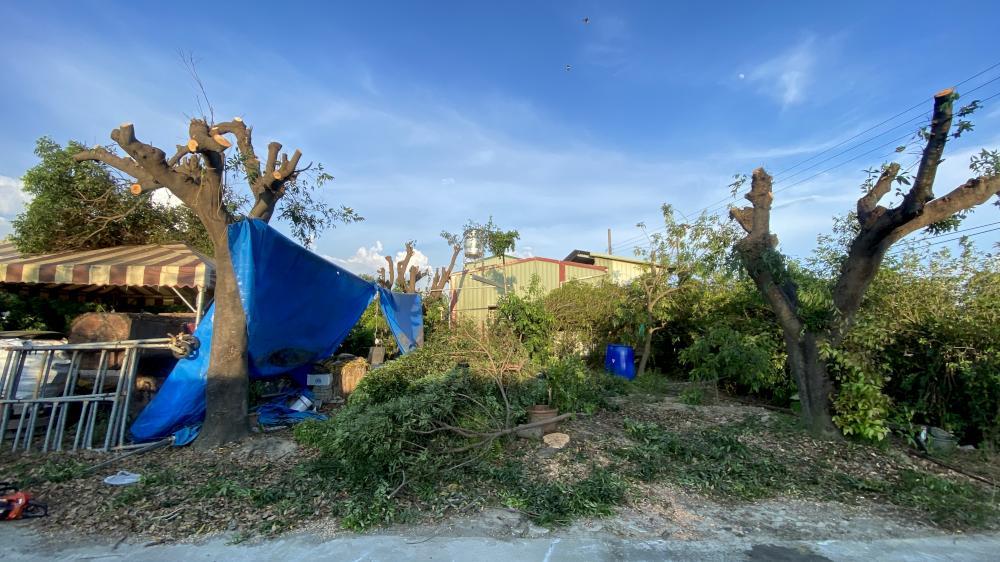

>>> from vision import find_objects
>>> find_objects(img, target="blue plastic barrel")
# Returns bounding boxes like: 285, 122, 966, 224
605, 344, 636, 380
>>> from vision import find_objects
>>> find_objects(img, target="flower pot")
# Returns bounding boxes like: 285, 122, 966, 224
527, 404, 559, 434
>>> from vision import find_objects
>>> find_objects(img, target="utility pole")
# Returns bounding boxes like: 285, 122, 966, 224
607, 228, 612, 254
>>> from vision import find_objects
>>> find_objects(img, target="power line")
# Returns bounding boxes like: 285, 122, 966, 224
919, 226, 1000, 248
668, 87, 998, 245
772, 114, 927, 184
893, 220, 1000, 249
610, 62, 1000, 254
890, 223, 1000, 255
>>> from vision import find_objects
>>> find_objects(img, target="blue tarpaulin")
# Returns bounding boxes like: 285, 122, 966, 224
130, 219, 377, 442
229, 220, 377, 379
377, 286, 424, 354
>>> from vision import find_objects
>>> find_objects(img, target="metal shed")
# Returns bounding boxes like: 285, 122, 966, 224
450, 255, 608, 323
563, 250, 648, 285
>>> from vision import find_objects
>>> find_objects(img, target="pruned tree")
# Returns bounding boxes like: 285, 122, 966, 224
377, 242, 427, 293
74, 117, 360, 447
429, 243, 462, 299
730, 89, 1000, 437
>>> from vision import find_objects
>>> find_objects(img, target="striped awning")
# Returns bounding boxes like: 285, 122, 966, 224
0, 241, 215, 289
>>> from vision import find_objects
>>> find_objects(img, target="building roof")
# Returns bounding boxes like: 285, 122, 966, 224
0, 240, 215, 290
457, 255, 607, 275
563, 249, 650, 266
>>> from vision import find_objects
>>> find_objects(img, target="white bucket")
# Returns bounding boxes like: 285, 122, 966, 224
288, 394, 314, 412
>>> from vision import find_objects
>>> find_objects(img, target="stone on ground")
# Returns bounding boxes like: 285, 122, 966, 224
543, 432, 570, 449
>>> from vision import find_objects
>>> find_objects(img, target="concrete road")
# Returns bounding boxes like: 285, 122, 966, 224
3, 525, 999, 561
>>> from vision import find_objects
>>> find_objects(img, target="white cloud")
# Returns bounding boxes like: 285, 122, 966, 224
746, 37, 816, 107
510, 246, 535, 259
327, 241, 431, 280
327, 241, 386, 275
0, 175, 27, 219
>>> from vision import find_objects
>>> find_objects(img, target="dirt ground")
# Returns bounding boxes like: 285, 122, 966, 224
2, 393, 996, 546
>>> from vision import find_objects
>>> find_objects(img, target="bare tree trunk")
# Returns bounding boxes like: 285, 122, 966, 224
785, 332, 838, 438
195, 232, 249, 447
637, 326, 659, 377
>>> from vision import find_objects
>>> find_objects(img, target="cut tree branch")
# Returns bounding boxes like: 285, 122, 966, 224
73, 146, 162, 194
430, 245, 462, 295
213, 117, 262, 185
857, 163, 900, 225
730, 167, 801, 338
902, 88, 956, 215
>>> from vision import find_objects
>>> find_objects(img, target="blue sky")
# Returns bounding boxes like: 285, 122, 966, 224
1, 1, 999, 274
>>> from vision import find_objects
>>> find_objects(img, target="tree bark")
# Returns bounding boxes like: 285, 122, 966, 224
637, 327, 654, 377
733, 169, 838, 435
195, 230, 249, 446
785, 332, 838, 438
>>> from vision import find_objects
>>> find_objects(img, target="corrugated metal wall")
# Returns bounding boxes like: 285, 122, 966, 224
452, 258, 607, 322
591, 255, 646, 285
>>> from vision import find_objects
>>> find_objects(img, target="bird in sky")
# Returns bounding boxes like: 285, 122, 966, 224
582, 16, 590, 24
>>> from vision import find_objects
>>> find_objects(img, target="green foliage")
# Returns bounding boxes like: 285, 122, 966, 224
490, 463, 628, 526
336, 300, 390, 358
679, 325, 789, 398
295, 369, 474, 530
226, 156, 363, 246
969, 148, 1000, 177
447, 217, 520, 260
618, 419, 789, 499
422, 296, 450, 341
0, 290, 102, 332
887, 469, 999, 529
544, 356, 625, 414
678, 385, 705, 405
627, 371, 673, 395
822, 344, 891, 442
38, 458, 88, 483
494, 275, 554, 361
544, 280, 628, 356
347, 338, 457, 406
847, 246, 1000, 446
11, 137, 212, 255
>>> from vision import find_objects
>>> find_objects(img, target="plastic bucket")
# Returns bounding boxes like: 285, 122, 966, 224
605, 344, 636, 380
288, 394, 314, 412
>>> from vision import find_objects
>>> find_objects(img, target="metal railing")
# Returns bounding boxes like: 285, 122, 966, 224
0, 339, 174, 453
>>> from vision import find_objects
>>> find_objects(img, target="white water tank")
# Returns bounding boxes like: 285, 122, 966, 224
464, 228, 483, 260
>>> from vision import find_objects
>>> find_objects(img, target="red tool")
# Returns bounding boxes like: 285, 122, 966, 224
0, 483, 48, 520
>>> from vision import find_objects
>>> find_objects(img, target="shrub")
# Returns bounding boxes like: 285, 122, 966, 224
494, 275, 554, 362
843, 247, 1000, 446
679, 325, 790, 401
347, 338, 458, 406
544, 280, 629, 357
544, 356, 625, 414
823, 344, 891, 442
296, 328, 544, 530
296, 369, 481, 529
490, 463, 628, 526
